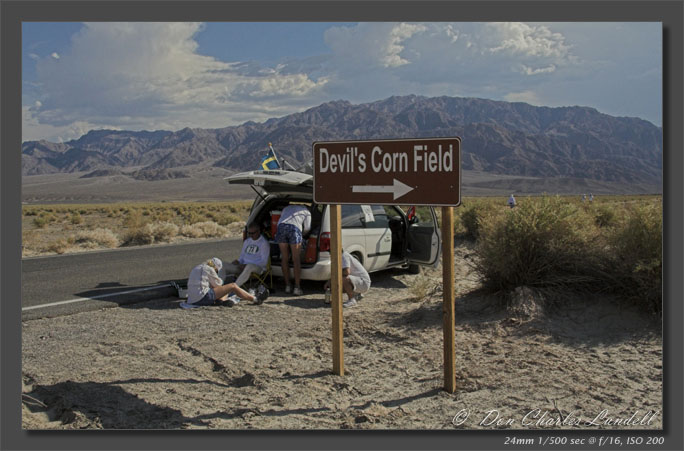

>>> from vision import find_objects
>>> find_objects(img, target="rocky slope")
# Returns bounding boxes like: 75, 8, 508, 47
22, 95, 662, 186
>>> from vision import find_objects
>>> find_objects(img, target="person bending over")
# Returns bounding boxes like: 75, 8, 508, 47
275, 204, 311, 296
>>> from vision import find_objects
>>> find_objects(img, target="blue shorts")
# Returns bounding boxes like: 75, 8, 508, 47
275, 223, 303, 245
193, 288, 217, 306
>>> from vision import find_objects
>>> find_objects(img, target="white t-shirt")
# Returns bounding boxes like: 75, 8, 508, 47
239, 234, 270, 270
187, 263, 223, 304
277, 205, 311, 235
342, 251, 370, 284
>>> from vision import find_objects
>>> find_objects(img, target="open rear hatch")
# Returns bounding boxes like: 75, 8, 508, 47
226, 170, 313, 196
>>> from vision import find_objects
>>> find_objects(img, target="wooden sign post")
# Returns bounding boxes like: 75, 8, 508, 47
330, 204, 344, 375
313, 138, 461, 389
442, 206, 456, 393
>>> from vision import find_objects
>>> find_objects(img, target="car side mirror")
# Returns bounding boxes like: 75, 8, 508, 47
409, 215, 420, 225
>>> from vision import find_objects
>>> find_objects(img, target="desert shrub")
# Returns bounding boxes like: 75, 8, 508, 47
70, 213, 83, 225
604, 202, 662, 312
121, 226, 155, 246
152, 210, 174, 222
215, 213, 242, 226
181, 210, 203, 225
593, 204, 617, 228
44, 238, 72, 254
124, 209, 148, 229
33, 216, 48, 228
149, 221, 179, 242
474, 196, 605, 292
408, 275, 440, 301
180, 221, 228, 239
459, 204, 485, 239
459, 201, 502, 240
74, 228, 120, 248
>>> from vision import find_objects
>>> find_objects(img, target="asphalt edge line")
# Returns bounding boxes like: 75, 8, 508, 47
22, 284, 172, 311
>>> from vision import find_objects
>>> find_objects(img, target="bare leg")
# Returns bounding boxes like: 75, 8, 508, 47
213, 283, 255, 302
290, 243, 302, 288
342, 276, 355, 300
279, 243, 290, 288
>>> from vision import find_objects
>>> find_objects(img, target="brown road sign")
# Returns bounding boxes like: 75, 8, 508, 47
313, 137, 461, 206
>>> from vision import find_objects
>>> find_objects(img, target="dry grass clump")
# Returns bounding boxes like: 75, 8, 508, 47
33, 213, 57, 228
214, 213, 242, 226
120, 221, 181, 247
43, 238, 74, 254
121, 226, 155, 246
475, 195, 604, 293
148, 221, 179, 242
73, 228, 120, 249
591, 203, 618, 228
472, 195, 662, 314
604, 200, 662, 312
458, 198, 503, 239
123, 209, 148, 229
180, 221, 228, 239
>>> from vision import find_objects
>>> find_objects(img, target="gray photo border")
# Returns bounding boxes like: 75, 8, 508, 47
2, 1, 682, 450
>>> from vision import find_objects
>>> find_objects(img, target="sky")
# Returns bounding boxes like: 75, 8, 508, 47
22, 22, 662, 143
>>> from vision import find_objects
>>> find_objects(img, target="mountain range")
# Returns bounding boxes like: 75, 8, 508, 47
22, 95, 662, 189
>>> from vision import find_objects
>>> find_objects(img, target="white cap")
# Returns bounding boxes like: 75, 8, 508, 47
211, 257, 222, 272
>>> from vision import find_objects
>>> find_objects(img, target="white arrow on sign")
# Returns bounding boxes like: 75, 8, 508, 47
351, 178, 415, 200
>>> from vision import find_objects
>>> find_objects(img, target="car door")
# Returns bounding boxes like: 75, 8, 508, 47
363, 205, 392, 271
405, 207, 441, 266
339, 204, 368, 268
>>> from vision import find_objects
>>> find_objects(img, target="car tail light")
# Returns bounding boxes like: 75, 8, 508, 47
319, 232, 331, 252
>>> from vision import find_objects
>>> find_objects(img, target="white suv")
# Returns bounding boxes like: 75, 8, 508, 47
227, 169, 441, 281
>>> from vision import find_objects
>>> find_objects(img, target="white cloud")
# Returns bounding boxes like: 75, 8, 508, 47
317, 22, 578, 102
25, 22, 327, 141
324, 23, 427, 70
520, 64, 557, 75
23, 106, 106, 143
487, 22, 571, 59
23, 22, 661, 141
50, 52, 60, 59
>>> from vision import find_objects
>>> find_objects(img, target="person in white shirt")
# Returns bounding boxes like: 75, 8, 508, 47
323, 250, 371, 308
507, 194, 517, 209
223, 223, 270, 288
185, 257, 268, 308
275, 204, 311, 296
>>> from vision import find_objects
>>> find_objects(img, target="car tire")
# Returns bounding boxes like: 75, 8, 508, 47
407, 264, 421, 274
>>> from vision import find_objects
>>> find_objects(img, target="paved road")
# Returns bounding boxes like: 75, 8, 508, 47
22, 238, 243, 320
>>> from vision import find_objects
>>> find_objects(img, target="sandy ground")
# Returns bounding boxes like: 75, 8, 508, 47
21, 242, 662, 430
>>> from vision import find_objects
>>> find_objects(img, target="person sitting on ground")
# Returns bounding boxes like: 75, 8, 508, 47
184, 257, 268, 308
275, 204, 311, 296
223, 223, 270, 288
323, 250, 371, 308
